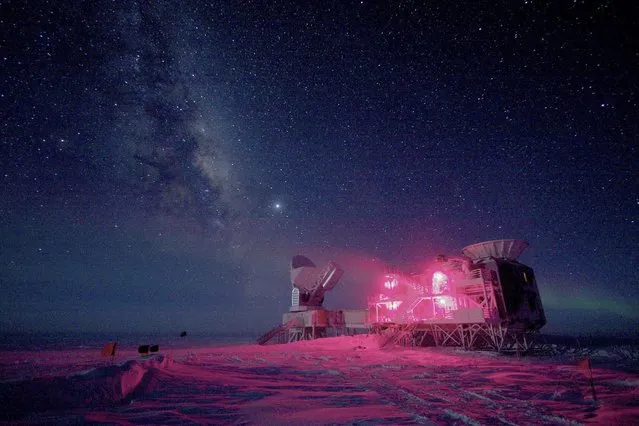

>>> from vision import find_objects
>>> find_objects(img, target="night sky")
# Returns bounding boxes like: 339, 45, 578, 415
2, 1, 637, 335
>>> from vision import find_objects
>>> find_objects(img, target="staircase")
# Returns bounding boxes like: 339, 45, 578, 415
393, 292, 424, 324
256, 319, 300, 345
378, 323, 418, 349
461, 273, 494, 320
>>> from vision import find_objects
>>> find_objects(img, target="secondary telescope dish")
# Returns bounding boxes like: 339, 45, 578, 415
290, 255, 318, 291
462, 239, 529, 261
289, 255, 345, 308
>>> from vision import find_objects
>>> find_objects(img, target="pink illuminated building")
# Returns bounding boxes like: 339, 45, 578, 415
369, 239, 546, 351
259, 239, 546, 352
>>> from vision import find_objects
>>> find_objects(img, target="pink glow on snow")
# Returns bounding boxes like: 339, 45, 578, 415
1, 336, 638, 424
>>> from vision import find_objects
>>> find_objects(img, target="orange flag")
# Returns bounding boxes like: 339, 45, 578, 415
101, 341, 117, 357
577, 356, 597, 401
577, 357, 591, 373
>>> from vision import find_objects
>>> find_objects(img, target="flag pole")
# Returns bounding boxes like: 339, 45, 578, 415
587, 358, 597, 402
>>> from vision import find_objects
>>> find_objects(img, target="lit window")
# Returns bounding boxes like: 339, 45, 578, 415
383, 275, 399, 289
432, 271, 448, 294
385, 301, 402, 310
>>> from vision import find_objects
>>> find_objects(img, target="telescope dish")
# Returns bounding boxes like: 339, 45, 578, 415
462, 239, 529, 261
290, 255, 318, 291
291, 255, 316, 269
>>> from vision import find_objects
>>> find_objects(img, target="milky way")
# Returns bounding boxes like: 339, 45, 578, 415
1, 1, 637, 334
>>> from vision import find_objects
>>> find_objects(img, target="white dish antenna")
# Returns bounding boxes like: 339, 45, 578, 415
462, 239, 529, 261
290, 255, 318, 291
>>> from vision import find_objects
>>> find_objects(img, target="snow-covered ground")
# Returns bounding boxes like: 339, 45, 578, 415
1, 335, 637, 425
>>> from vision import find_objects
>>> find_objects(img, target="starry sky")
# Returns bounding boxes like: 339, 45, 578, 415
2, 1, 637, 336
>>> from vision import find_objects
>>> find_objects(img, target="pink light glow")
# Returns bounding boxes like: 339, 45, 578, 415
383, 301, 402, 310
434, 296, 456, 309
432, 271, 448, 294
383, 275, 398, 289
3, 336, 636, 424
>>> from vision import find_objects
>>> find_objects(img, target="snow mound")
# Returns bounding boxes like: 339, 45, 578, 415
0, 355, 172, 420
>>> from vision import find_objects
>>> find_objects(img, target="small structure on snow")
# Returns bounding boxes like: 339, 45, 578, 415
257, 256, 368, 344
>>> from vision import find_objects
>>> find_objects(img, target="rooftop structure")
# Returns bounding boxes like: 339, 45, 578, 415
462, 239, 530, 261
